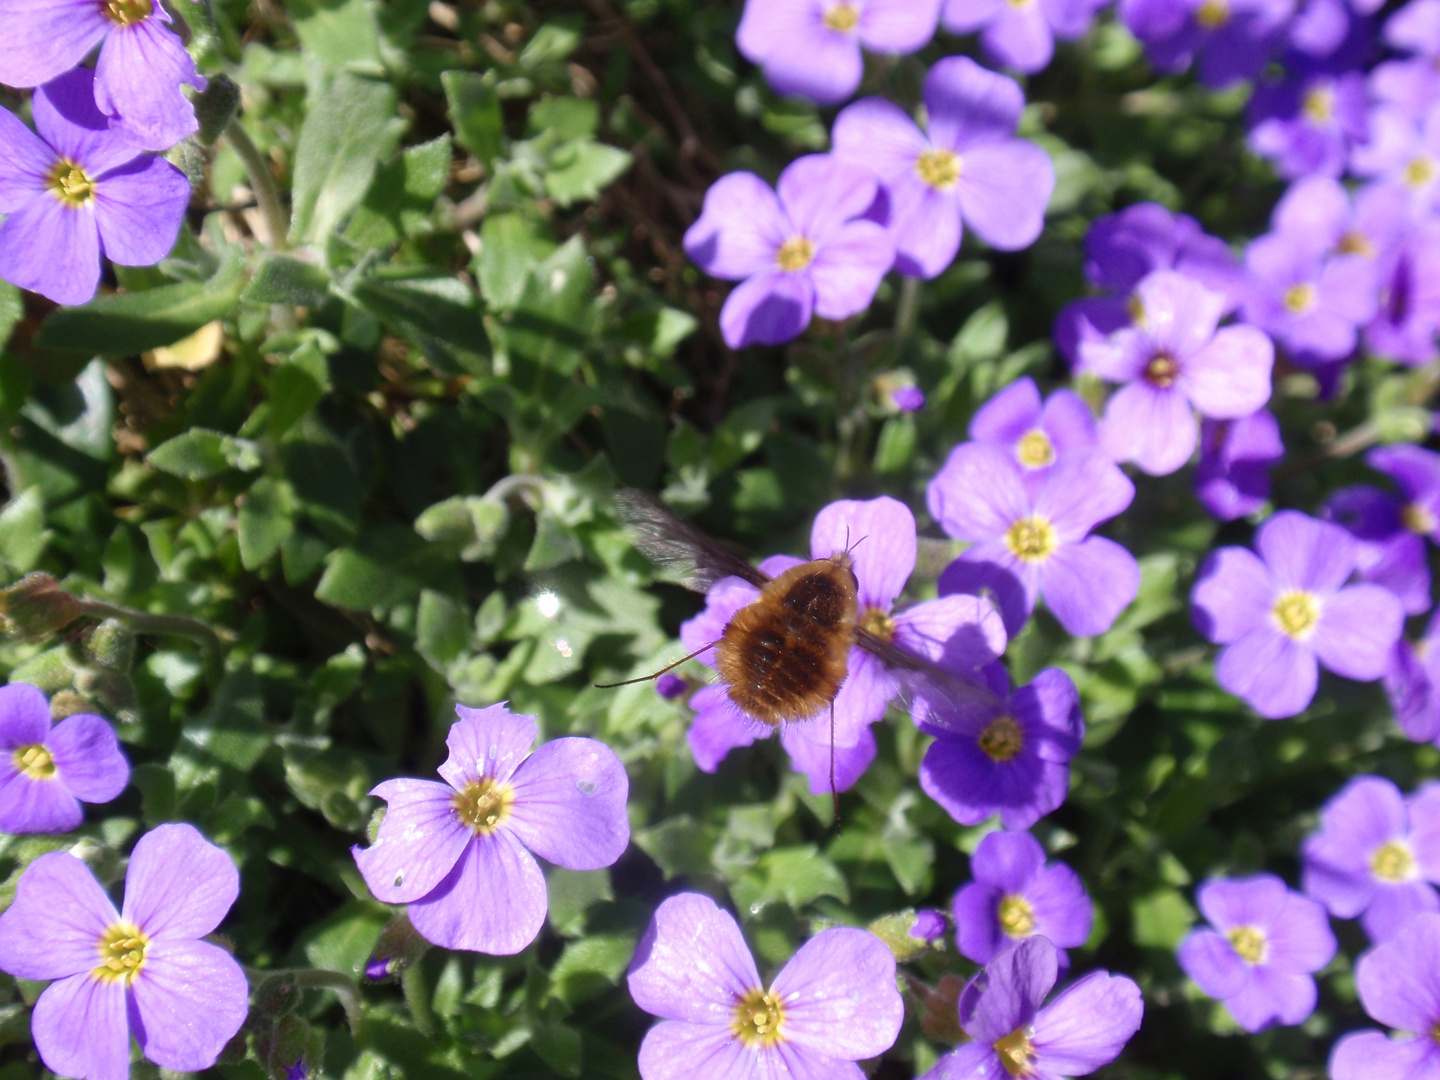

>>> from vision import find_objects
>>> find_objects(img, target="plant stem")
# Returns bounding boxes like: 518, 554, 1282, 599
247, 967, 366, 1039
77, 598, 226, 683
401, 964, 437, 1037
226, 119, 289, 251
895, 276, 921, 352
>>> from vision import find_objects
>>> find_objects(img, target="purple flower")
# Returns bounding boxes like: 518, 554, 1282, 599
0, 823, 248, 1080
0, 682, 128, 833
1177, 875, 1335, 1033
352, 702, 630, 954
627, 892, 904, 1080
1247, 69, 1369, 179
968, 376, 1098, 495
736, 0, 941, 105
655, 672, 688, 700
684, 155, 894, 348
0, 0, 205, 150
678, 498, 1007, 793
1367, 223, 1440, 364
1081, 270, 1274, 476
921, 937, 1143, 1080
1329, 912, 1440, 1079
1349, 105, 1440, 217
1386, 0, 1440, 57
1242, 226, 1378, 364
1270, 176, 1408, 263
1191, 510, 1406, 718
930, 443, 1139, 637
952, 829, 1093, 966
1385, 609, 1440, 742
1195, 408, 1286, 522
892, 384, 926, 412
831, 56, 1054, 279
917, 666, 1084, 831
911, 908, 948, 942
1371, 57, 1440, 121
1119, 0, 1295, 88
0, 68, 190, 306
1301, 775, 1440, 942
364, 955, 393, 981
941, 0, 1105, 72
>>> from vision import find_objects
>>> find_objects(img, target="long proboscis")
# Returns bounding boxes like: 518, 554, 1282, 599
593, 639, 721, 689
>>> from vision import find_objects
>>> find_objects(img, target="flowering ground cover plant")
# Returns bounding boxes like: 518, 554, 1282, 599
3, 0, 1440, 1075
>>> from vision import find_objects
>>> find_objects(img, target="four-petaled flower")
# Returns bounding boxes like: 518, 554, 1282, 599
1195, 408, 1285, 522
967, 376, 1099, 496
353, 702, 630, 954
627, 891, 904, 1080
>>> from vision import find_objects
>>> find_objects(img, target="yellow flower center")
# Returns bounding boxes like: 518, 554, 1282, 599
822, 1, 860, 31
1372, 840, 1416, 883
1016, 429, 1055, 469
1403, 502, 1438, 535
1271, 589, 1320, 640
1196, 0, 1230, 27
1003, 516, 1057, 563
1337, 230, 1374, 257
915, 147, 962, 192
978, 715, 1024, 762
452, 778, 515, 834
1144, 354, 1180, 388
1406, 156, 1437, 189
1283, 283, 1317, 314
1302, 87, 1334, 124
860, 605, 895, 641
732, 987, 786, 1048
1227, 925, 1266, 965
93, 921, 149, 984
776, 236, 816, 273
13, 744, 56, 780
47, 159, 96, 207
998, 895, 1035, 937
994, 1028, 1038, 1077
102, 0, 151, 25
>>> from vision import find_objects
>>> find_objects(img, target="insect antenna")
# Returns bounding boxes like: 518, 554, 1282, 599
593, 640, 721, 689
829, 699, 839, 827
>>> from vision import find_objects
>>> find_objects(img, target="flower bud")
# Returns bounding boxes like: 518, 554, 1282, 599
366, 913, 430, 981
0, 573, 83, 639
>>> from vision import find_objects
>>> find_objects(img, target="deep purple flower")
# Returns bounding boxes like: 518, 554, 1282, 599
1176, 874, 1335, 1032
364, 955, 393, 981
1301, 775, 1440, 942
917, 666, 1084, 831
0, 68, 190, 306
627, 892, 904, 1080
0, 823, 248, 1080
831, 56, 1054, 279
921, 937, 1143, 1080
1191, 510, 1406, 718
1242, 227, 1378, 364
1081, 270, 1274, 476
1367, 222, 1440, 363
911, 908, 948, 942
1119, 0, 1295, 89
1385, 609, 1440, 742
655, 672, 688, 700
952, 829, 1093, 966
352, 702, 630, 954
1329, 912, 1440, 1079
736, 0, 941, 105
968, 376, 1098, 495
0, 682, 128, 833
684, 155, 893, 348
1248, 69, 1369, 179
286, 1060, 308, 1080
941, 0, 1105, 73
929, 444, 1139, 637
1196, 409, 1285, 521
0, 0, 205, 150
892, 384, 927, 412
678, 498, 1007, 793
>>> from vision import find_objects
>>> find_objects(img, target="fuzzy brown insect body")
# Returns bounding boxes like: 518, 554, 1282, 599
714, 554, 859, 727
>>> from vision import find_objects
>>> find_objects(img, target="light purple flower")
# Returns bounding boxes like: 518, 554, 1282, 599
0, 0, 205, 150
352, 702, 630, 954
952, 829, 1093, 966
1329, 912, 1440, 1079
1386, 0, 1440, 56
678, 498, 1007, 793
627, 892, 904, 1080
1270, 176, 1408, 264
0, 823, 248, 1080
1371, 57, 1440, 121
911, 908, 948, 942
941, 0, 1105, 73
1248, 69, 1369, 179
1367, 222, 1440, 363
1119, 0, 1295, 88
1350, 104, 1440, 217
684, 155, 894, 348
1176, 873, 1335, 1033
1301, 775, 1440, 942
736, 0, 941, 105
831, 56, 1054, 279
1385, 609, 1440, 742
1191, 510, 1406, 719
921, 937, 1143, 1080
1081, 270, 1274, 476
968, 376, 1098, 496
1242, 227, 1378, 363
1196, 408, 1285, 522
918, 666, 1084, 831
0, 68, 190, 306
0, 682, 128, 833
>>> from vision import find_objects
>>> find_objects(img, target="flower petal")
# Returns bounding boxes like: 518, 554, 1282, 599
31, 974, 130, 1080
1256, 509, 1356, 594
1312, 584, 1405, 681
1354, 913, 1440, 1033
1361, 881, 1440, 944
1224, 966, 1317, 1031
407, 830, 547, 954
0, 0, 108, 88
1030, 970, 1144, 1075
1038, 535, 1141, 638
1191, 546, 1274, 643
0, 683, 53, 746
778, 155, 878, 244
770, 926, 903, 1060
353, 778, 473, 903
1099, 381, 1198, 476
93, 154, 188, 266
924, 56, 1024, 150
0, 851, 116, 979
831, 98, 929, 183
0, 194, 101, 305
687, 684, 768, 770
971, 829, 1046, 892
893, 593, 1008, 674
130, 939, 249, 1072
93, 18, 202, 151
858, 0, 942, 52
780, 721, 877, 795
122, 823, 238, 940
684, 172, 789, 280
1177, 928, 1250, 1000
811, 496, 916, 608
0, 767, 81, 833
953, 884, 1006, 963
1263, 891, 1336, 973
0, 107, 55, 212
956, 139, 1054, 251
981, 3, 1054, 72
1215, 626, 1319, 719
719, 270, 815, 349
808, 219, 894, 319
628, 892, 761, 1023
33, 67, 142, 177
970, 377, 1043, 446
1329, 1031, 1440, 1080
1027, 862, 1093, 947
958, 935, 1057, 1042
47, 712, 128, 803
1182, 324, 1275, 419
438, 703, 536, 789
635, 1020, 750, 1080
1032, 448, 1135, 539
506, 736, 630, 870
1197, 874, 1290, 930
928, 441, 1032, 542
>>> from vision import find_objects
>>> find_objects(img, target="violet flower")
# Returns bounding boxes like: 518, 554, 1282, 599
1385, 0, 1440, 57
1176, 873, 1336, 1032
967, 376, 1098, 496
929, 443, 1139, 637
1119, 0, 1295, 89
627, 892, 904, 1080
352, 702, 630, 954
941, 0, 1105, 73
1241, 226, 1379, 364
0, 823, 248, 1080
1301, 775, 1440, 942
1367, 223, 1440, 364
1080, 270, 1275, 476
683, 155, 894, 348
0, 68, 191, 306
911, 908, 948, 943
1248, 69, 1369, 180
736, 0, 941, 105
952, 829, 1093, 965
1385, 609, 1440, 742
1191, 510, 1406, 719
892, 384, 927, 412
1195, 409, 1285, 522
830, 56, 1055, 279
1349, 104, 1440, 217
921, 936, 1143, 1080
1270, 176, 1407, 264
0, 0, 205, 150
1329, 912, 1440, 1079
0, 682, 128, 833
917, 665, 1084, 831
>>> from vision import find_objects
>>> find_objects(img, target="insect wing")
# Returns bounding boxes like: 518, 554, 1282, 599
856, 628, 1004, 733
613, 488, 769, 592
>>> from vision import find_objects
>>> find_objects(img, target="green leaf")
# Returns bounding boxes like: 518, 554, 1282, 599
0, 281, 22, 354
350, 272, 488, 377
0, 487, 50, 575
547, 933, 635, 1007
544, 139, 631, 207
529, 1019, 583, 1079
503, 237, 594, 374
345, 134, 452, 248
290, 73, 402, 243
475, 212, 554, 311
528, 96, 598, 140
238, 476, 297, 569
416, 588, 469, 670
414, 495, 509, 561
518, 16, 583, 67
442, 71, 503, 167
732, 846, 849, 911
147, 428, 263, 480
545, 867, 613, 937
242, 254, 332, 307
267, 337, 330, 440
634, 815, 719, 879
315, 525, 457, 611
1131, 888, 1197, 950
291, 0, 382, 71
183, 670, 271, 772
